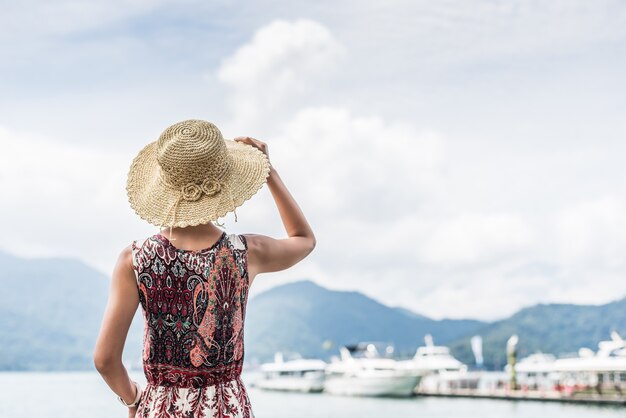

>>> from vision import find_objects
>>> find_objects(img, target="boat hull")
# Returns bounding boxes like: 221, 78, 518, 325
256, 374, 325, 393
324, 374, 421, 397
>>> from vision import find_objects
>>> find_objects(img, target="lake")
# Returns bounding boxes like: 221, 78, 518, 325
0, 372, 622, 418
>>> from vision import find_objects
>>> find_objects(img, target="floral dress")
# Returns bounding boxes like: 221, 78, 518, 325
130, 231, 254, 418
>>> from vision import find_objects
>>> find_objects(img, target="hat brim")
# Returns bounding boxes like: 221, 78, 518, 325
126, 139, 271, 227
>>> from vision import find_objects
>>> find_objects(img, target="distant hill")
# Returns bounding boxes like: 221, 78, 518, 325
0, 250, 142, 370
244, 280, 485, 362
1, 249, 625, 371
448, 299, 626, 370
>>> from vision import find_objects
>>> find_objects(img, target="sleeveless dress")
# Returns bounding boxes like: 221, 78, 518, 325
130, 230, 254, 418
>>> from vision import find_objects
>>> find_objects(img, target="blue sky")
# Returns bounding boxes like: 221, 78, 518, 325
1, 0, 625, 319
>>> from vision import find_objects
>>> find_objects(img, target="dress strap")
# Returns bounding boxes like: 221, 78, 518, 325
238, 234, 248, 250
130, 238, 147, 283
228, 234, 249, 285
228, 233, 247, 251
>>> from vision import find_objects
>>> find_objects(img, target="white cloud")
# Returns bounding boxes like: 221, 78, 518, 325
271, 106, 446, 220
217, 19, 343, 87
1, 3, 626, 321
210, 17, 626, 319
556, 197, 626, 270
417, 213, 535, 265
209, 18, 549, 320
549, 197, 626, 304
217, 19, 345, 133
0, 125, 152, 271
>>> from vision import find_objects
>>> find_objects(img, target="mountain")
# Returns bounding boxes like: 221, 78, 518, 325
244, 280, 485, 362
1, 249, 625, 371
0, 250, 483, 370
448, 299, 626, 370
0, 250, 143, 370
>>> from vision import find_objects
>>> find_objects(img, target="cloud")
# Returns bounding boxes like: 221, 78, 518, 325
216, 19, 345, 132
272, 106, 446, 219
0, 125, 153, 271
211, 18, 551, 319
1, 5, 626, 321
556, 197, 626, 269
209, 17, 626, 319
416, 213, 535, 265
227, 103, 450, 301
549, 197, 626, 304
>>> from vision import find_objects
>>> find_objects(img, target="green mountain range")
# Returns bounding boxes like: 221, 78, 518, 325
0, 250, 143, 370
449, 299, 626, 369
0, 250, 624, 371
244, 280, 485, 363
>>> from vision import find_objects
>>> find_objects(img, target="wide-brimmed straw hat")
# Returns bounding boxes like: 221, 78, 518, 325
126, 119, 271, 228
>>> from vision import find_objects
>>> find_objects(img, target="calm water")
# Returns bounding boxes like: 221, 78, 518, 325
0, 372, 622, 418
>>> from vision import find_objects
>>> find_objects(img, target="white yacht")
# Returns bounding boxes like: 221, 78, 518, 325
400, 334, 466, 374
398, 334, 475, 392
324, 342, 421, 397
256, 352, 327, 393
507, 352, 559, 390
512, 332, 626, 392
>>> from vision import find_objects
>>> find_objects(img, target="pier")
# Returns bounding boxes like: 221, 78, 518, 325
418, 389, 626, 406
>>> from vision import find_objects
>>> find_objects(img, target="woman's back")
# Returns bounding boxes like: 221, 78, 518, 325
131, 231, 254, 417
94, 123, 315, 417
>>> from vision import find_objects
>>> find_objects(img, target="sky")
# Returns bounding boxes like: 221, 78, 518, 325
1, 0, 625, 320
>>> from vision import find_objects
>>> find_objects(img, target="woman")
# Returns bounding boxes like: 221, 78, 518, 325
93, 119, 316, 417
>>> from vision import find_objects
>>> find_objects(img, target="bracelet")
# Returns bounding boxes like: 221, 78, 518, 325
117, 380, 143, 408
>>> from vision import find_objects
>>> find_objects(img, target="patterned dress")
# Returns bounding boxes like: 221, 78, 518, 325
130, 231, 254, 418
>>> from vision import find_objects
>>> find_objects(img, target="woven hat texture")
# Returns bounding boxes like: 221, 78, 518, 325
126, 119, 271, 228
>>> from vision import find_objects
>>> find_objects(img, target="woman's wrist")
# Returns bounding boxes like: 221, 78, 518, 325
267, 165, 279, 186
118, 380, 142, 408
267, 164, 278, 183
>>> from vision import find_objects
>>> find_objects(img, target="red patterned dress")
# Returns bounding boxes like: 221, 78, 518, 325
130, 231, 254, 418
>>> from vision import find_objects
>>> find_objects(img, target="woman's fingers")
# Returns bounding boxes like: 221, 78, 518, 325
234, 137, 269, 158
234, 136, 262, 147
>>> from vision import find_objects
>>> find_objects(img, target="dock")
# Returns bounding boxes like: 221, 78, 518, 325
418, 389, 626, 406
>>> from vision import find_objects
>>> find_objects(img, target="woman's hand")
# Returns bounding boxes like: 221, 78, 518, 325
233, 137, 272, 167
128, 406, 138, 418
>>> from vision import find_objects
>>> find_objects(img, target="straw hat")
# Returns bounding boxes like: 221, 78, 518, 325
126, 119, 271, 228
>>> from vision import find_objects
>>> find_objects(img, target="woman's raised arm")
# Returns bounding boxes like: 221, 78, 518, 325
233, 137, 316, 283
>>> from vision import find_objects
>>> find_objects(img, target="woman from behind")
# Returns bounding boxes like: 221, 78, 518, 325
93, 119, 316, 417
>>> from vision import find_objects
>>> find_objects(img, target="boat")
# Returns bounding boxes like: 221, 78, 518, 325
256, 352, 327, 393
400, 334, 466, 374
511, 332, 626, 393
509, 352, 559, 390
324, 342, 421, 397
397, 335, 476, 392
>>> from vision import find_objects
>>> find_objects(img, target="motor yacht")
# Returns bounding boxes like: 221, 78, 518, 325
396, 334, 475, 392
324, 342, 421, 397
511, 332, 626, 392
256, 352, 327, 393
400, 334, 466, 374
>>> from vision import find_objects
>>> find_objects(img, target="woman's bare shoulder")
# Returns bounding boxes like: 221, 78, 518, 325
239, 233, 273, 251
116, 244, 134, 272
